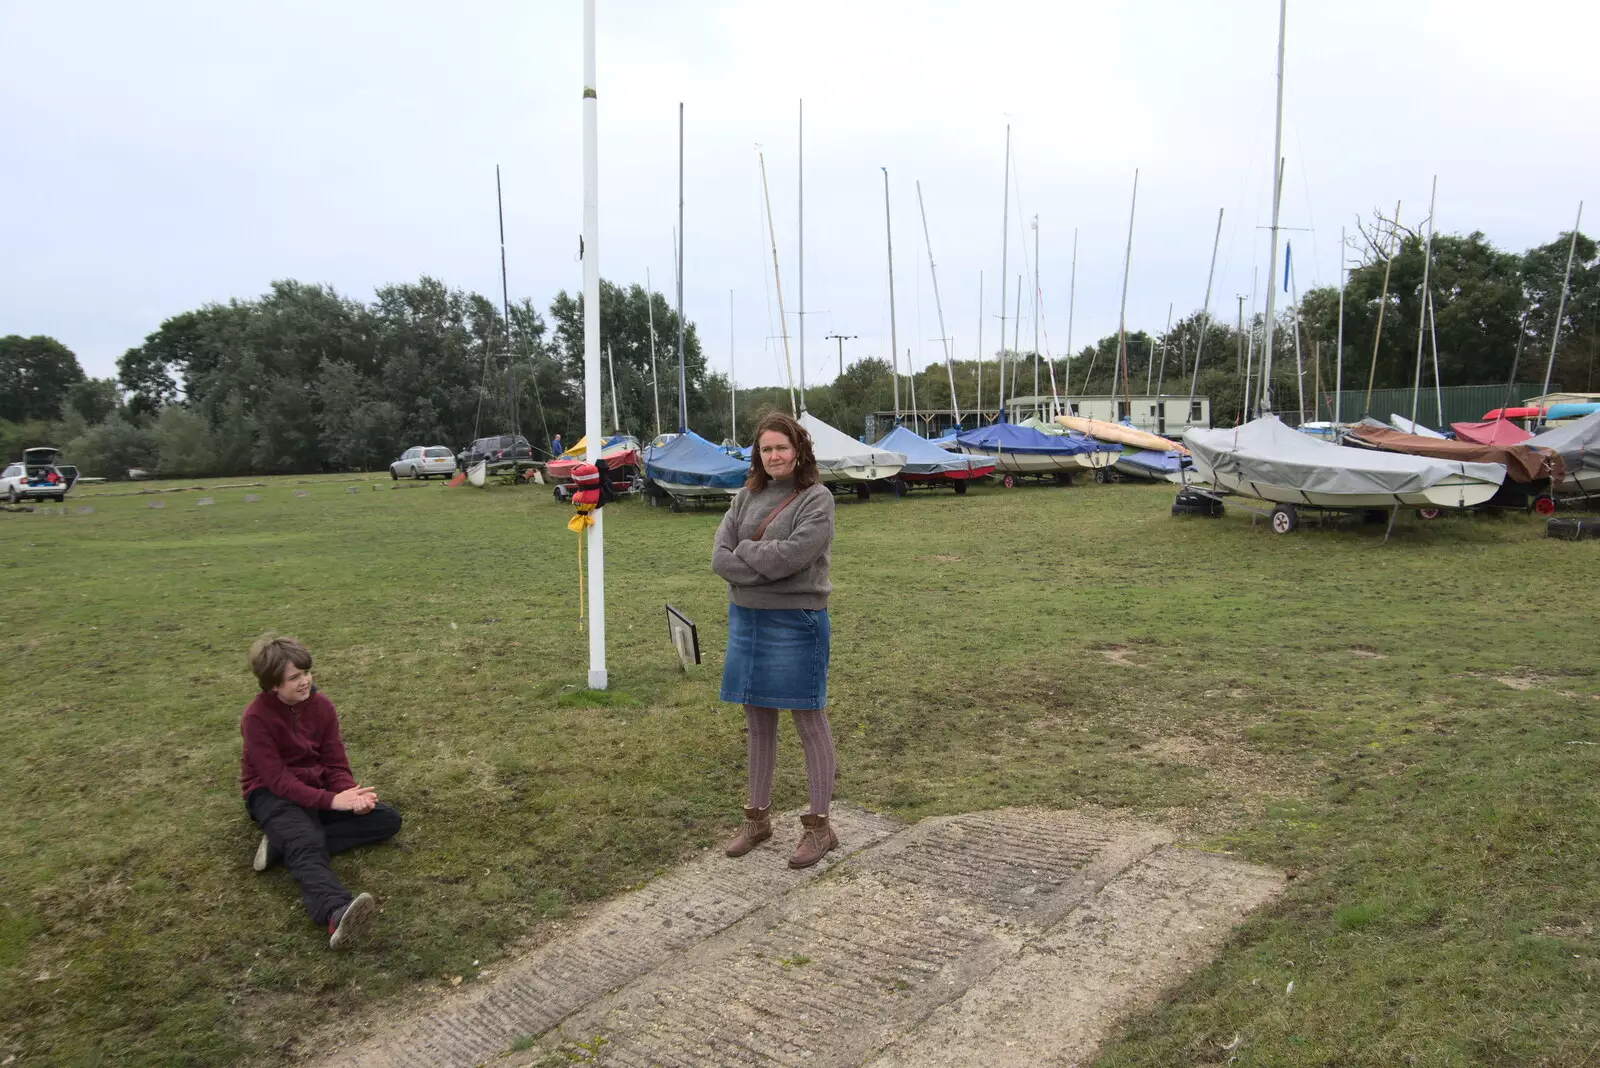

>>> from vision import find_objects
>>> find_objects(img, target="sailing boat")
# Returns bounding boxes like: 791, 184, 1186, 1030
954, 127, 1116, 487
1178, 0, 1505, 529
790, 101, 904, 499
641, 103, 751, 510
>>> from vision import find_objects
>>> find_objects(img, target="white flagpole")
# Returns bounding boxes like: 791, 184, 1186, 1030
581, 0, 606, 690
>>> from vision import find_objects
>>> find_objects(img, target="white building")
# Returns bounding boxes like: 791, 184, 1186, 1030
1004, 393, 1211, 435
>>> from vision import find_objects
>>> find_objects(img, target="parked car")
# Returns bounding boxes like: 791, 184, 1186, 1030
2, 447, 76, 503
457, 434, 534, 472
390, 445, 457, 480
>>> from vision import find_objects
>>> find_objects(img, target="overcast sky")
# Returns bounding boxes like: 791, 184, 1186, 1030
3, 0, 1595, 392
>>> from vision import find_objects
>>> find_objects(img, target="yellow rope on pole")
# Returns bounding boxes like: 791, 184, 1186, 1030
576, 530, 586, 628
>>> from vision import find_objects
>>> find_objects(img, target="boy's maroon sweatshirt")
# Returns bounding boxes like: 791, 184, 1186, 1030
239, 689, 358, 809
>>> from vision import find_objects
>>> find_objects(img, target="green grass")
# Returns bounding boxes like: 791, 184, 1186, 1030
1, 473, 1596, 1066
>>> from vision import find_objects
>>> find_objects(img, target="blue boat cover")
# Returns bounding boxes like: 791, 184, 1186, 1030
644, 430, 749, 489
1117, 449, 1186, 475
873, 426, 988, 475
956, 422, 1117, 456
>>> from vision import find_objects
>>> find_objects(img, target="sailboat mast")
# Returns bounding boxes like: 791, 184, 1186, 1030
729, 289, 736, 440
1540, 201, 1585, 413
495, 165, 519, 437
1427, 289, 1442, 428
915, 179, 961, 427
1289, 245, 1306, 422
1155, 303, 1172, 398
908, 349, 919, 429
1334, 226, 1346, 427
758, 151, 796, 414
676, 102, 687, 432
1116, 169, 1139, 415
1242, 267, 1258, 421
1012, 274, 1022, 418
797, 99, 806, 413
976, 272, 983, 421
1410, 176, 1438, 425
606, 343, 620, 430
1260, 0, 1288, 414
646, 268, 661, 438
1363, 200, 1402, 416
1187, 208, 1224, 422
1033, 215, 1041, 401
999, 125, 1010, 415
1067, 228, 1077, 401
883, 167, 900, 424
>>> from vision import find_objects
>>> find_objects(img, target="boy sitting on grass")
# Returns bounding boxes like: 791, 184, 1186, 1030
240, 634, 401, 950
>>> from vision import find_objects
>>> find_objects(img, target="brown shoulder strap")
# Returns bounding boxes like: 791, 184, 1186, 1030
752, 490, 802, 540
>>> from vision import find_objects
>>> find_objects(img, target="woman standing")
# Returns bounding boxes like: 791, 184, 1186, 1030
712, 412, 839, 868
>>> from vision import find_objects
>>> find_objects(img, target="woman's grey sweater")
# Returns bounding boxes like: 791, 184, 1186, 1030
711, 479, 835, 610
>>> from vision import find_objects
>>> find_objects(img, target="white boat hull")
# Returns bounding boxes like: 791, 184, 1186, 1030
1072, 449, 1117, 470
955, 445, 1079, 474
956, 444, 1115, 473
817, 462, 904, 483
650, 479, 737, 499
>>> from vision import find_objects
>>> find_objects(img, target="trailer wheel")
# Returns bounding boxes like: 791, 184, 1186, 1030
668, 497, 684, 513
1417, 507, 1442, 521
1055, 471, 1074, 486
1269, 504, 1299, 534
856, 484, 872, 501
953, 480, 968, 496
1532, 494, 1556, 516
890, 477, 905, 497
1002, 474, 1016, 489
1094, 468, 1110, 484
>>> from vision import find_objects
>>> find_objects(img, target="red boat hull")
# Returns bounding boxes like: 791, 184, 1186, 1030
900, 464, 995, 482
547, 448, 641, 483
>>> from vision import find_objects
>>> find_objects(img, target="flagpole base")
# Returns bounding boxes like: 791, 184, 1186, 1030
588, 668, 608, 690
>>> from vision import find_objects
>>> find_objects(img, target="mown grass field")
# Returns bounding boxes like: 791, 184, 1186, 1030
1, 472, 1596, 1066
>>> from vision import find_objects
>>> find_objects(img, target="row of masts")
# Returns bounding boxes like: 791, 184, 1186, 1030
657, 0, 1585, 441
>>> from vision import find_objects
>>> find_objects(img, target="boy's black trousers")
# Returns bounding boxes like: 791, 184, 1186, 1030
246, 788, 402, 926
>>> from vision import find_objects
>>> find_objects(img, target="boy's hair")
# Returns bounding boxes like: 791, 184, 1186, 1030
249, 634, 313, 691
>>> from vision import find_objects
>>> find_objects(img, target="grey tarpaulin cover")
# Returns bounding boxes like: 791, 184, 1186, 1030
1528, 410, 1600, 490
799, 412, 906, 473
1184, 416, 1506, 496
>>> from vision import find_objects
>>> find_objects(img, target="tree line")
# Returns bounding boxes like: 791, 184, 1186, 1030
2, 223, 1593, 478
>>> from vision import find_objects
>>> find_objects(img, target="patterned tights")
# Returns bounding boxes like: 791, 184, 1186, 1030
743, 704, 836, 816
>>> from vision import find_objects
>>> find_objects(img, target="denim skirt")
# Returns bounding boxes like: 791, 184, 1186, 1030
719, 604, 830, 710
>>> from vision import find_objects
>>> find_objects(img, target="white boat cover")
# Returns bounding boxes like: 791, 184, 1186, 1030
1528, 409, 1600, 488
1389, 414, 1446, 438
1185, 416, 1505, 497
799, 412, 906, 473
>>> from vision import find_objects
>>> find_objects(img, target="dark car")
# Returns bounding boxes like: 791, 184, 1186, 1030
457, 434, 534, 472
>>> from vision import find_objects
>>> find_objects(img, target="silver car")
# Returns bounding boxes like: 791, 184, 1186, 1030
390, 445, 457, 480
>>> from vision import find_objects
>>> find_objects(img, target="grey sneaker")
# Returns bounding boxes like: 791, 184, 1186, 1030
328, 892, 376, 950
252, 835, 271, 872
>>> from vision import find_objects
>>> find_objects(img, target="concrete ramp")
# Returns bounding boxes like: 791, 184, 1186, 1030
316, 808, 1281, 1068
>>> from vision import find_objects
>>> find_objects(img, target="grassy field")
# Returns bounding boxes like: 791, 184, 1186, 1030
1, 472, 1596, 1066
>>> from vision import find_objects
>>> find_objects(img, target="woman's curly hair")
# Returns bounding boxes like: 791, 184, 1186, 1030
746, 411, 819, 492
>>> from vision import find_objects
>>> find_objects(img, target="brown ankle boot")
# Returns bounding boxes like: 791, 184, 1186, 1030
789, 813, 838, 869
724, 807, 772, 857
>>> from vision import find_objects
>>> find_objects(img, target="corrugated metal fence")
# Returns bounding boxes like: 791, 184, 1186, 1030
1313, 383, 1548, 427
